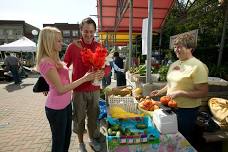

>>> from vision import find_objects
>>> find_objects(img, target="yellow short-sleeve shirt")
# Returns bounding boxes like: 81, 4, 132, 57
167, 57, 208, 108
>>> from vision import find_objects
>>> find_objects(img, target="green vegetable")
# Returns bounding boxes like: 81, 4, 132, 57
136, 124, 147, 129
111, 124, 120, 131
124, 128, 132, 136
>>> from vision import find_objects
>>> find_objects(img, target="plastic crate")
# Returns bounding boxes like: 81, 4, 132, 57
108, 96, 138, 113
106, 116, 160, 152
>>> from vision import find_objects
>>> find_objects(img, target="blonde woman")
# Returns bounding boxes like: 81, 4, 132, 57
36, 26, 102, 152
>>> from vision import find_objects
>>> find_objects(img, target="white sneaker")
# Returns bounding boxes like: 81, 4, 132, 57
89, 139, 101, 151
79, 143, 87, 152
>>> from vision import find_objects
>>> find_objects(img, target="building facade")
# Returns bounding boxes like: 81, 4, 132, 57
0, 20, 40, 45
43, 23, 80, 46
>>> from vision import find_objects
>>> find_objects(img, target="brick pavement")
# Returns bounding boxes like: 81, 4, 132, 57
0, 76, 108, 152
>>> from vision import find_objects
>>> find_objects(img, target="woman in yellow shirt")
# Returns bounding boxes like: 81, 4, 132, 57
151, 33, 208, 144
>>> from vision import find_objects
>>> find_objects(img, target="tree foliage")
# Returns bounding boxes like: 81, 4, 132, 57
161, 0, 228, 77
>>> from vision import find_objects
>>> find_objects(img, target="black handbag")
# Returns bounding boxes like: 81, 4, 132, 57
196, 111, 220, 132
33, 76, 49, 92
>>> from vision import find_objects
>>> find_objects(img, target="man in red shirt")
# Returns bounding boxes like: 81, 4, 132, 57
64, 17, 110, 152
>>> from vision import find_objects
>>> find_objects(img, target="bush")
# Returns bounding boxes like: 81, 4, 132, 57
158, 65, 169, 81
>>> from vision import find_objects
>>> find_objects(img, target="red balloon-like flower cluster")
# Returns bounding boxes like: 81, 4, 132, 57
81, 46, 108, 70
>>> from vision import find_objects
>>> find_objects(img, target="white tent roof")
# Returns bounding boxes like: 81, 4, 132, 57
0, 36, 36, 52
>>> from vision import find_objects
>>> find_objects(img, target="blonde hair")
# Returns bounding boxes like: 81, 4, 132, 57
36, 26, 63, 70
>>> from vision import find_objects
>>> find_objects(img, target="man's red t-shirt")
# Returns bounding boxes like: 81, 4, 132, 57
64, 38, 111, 92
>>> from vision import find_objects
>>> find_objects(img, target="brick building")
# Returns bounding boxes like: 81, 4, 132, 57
0, 20, 40, 45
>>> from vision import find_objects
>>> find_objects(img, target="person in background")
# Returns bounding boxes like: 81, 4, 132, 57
64, 17, 110, 152
4, 52, 21, 84
35, 26, 101, 152
16, 53, 27, 78
113, 51, 126, 86
101, 50, 124, 89
150, 33, 208, 144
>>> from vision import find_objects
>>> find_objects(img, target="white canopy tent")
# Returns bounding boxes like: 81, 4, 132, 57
0, 36, 36, 52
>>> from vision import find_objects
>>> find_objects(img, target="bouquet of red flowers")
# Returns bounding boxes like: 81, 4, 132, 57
81, 46, 108, 86
81, 46, 108, 70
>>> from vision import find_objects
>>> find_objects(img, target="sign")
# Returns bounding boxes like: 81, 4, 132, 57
142, 18, 148, 55
169, 29, 199, 49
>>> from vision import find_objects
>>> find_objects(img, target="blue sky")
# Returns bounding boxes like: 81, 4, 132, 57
0, 0, 98, 29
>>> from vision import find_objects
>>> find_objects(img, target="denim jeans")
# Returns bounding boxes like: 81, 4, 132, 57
173, 107, 198, 144
45, 103, 72, 152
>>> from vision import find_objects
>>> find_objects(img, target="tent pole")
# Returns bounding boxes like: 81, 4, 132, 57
128, 0, 133, 68
146, 0, 153, 83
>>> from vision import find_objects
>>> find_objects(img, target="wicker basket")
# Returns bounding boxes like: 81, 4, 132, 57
108, 96, 138, 113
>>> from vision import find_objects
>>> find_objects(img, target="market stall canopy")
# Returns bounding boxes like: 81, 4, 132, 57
0, 36, 36, 52
97, 0, 175, 45
99, 32, 141, 46
97, 0, 175, 32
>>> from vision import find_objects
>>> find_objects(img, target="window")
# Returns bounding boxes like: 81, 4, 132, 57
62, 30, 70, 37
7, 29, 13, 35
72, 30, 79, 37
0, 29, 3, 36
15, 30, 22, 36
63, 38, 70, 45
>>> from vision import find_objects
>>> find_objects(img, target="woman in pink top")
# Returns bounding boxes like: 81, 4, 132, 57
35, 26, 102, 152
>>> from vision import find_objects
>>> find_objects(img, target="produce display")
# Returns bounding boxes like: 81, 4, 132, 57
132, 87, 143, 97
160, 96, 177, 108
138, 97, 160, 111
109, 106, 144, 119
105, 86, 180, 151
129, 65, 146, 75
106, 116, 160, 147
128, 64, 159, 76
106, 87, 132, 97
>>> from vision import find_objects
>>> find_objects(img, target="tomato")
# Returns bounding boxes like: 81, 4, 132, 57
168, 100, 177, 108
160, 96, 171, 105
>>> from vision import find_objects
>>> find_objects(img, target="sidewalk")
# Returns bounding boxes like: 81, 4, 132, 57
0, 76, 114, 152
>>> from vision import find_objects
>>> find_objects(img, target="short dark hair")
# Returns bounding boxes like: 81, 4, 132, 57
5, 52, 10, 56
113, 52, 119, 57
80, 17, 96, 31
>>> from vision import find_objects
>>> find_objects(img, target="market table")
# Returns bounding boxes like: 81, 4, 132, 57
103, 93, 197, 152
107, 131, 197, 152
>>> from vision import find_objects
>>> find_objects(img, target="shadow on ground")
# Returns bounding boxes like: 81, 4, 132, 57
4, 83, 34, 92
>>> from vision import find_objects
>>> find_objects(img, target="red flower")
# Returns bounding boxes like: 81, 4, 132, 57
81, 46, 108, 70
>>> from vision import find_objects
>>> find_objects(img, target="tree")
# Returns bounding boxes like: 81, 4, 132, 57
162, 0, 227, 66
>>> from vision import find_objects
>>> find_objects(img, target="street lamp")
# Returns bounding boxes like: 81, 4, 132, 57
32, 29, 38, 44
32, 29, 38, 37
31, 29, 39, 66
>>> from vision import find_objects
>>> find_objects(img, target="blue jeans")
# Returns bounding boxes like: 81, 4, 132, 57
173, 107, 198, 143
45, 103, 72, 152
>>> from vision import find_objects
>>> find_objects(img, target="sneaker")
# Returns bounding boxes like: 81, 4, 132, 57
79, 143, 87, 152
89, 139, 101, 151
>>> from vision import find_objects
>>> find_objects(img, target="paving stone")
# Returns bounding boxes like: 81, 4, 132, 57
0, 77, 108, 152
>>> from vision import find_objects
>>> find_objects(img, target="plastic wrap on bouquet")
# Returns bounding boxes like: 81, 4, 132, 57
92, 78, 102, 87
